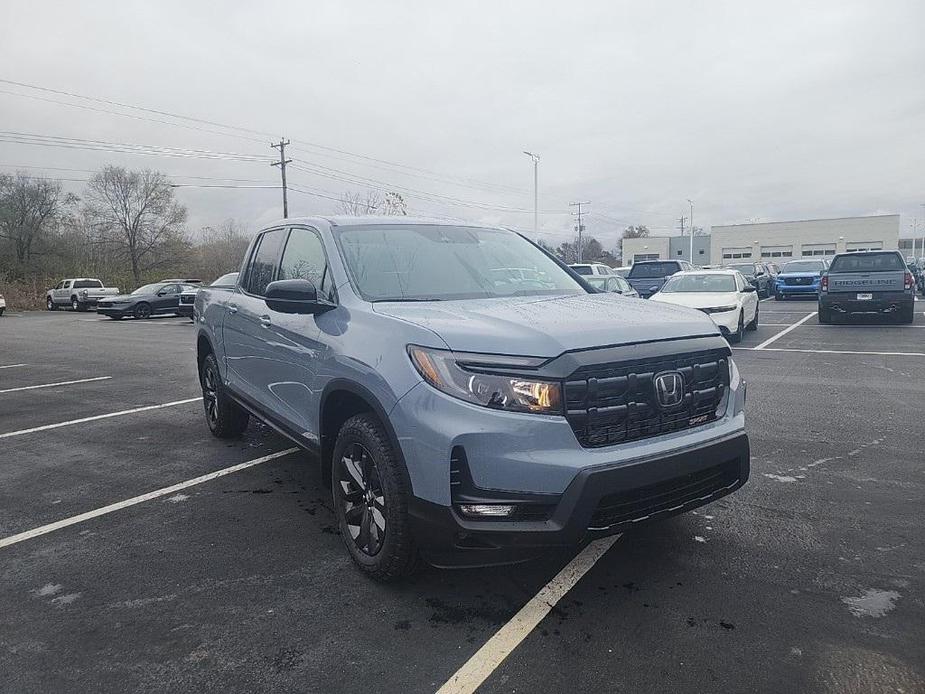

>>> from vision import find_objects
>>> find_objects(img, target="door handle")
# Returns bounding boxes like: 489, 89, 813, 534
227, 303, 238, 314
259, 315, 272, 328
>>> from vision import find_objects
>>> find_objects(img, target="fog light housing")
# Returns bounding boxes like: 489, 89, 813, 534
458, 504, 516, 518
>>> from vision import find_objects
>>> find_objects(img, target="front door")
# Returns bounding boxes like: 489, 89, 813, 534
223, 228, 289, 409
153, 284, 181, 314
258, 226, 333, 440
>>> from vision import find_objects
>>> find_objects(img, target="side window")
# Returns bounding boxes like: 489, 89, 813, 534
278, 228, 332, 300
244, 228, 287, 296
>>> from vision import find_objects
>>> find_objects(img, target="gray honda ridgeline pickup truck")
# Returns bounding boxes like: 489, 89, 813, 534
195, 217, 750, 580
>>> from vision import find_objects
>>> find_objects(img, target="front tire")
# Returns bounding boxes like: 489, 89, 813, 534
200, 353, 249, 438
746, 304, 759, 331
775, 292, 785, 301
46, 298, 56, 311
332, 413, 418, 581
133, 303, 152, 320
729, 311, 744, 343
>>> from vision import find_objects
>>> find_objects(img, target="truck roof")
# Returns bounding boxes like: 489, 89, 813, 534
260, 216, 501, 230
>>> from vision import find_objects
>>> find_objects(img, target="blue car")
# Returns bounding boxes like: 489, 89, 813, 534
774, 258, 829, 300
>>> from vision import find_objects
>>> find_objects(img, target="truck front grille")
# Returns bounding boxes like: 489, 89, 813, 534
588, 460, 741, 530
564, 349, 729, 448
784, 277, 812, 286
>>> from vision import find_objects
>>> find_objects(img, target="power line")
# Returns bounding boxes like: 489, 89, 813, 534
0, 77, 526, 195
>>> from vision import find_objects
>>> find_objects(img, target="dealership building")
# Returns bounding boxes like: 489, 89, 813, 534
621, 214, 903, 266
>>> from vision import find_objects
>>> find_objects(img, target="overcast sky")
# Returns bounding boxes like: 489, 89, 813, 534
1, 0, 923, 248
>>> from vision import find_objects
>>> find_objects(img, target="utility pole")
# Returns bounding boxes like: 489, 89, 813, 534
569, 201, 590, 262
678, 216, 687, 236
523, 151, 540, 239
687, 199, 694, 263
271, 138, 292, 218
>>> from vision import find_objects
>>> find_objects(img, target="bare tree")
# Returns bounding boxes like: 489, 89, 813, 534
0, 173, 76, 267
340, 190, 382, 216
193, 219, 252, 279
381, 191, 408, 216
622, 225, 650, 239
340, 190, 409, 216
84, 166, 188, 284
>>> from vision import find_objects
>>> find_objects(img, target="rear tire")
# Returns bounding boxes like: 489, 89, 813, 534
898, 303, 915, 325
200, 353, 249, 438
332, 413, 419, 581
818, 307, 832, 324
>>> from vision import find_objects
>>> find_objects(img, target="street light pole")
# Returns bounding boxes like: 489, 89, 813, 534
523, 151, 540, 238
687, 199, 694, 263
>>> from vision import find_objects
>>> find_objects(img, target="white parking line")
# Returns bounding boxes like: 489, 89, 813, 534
0, 363, 27, 370
0, 448, 300, 550
752, 312, 817, 350
733, 346, 925, 357
437, 535, 621, 694
0, 376, 112, 394
0, 397, 202, 439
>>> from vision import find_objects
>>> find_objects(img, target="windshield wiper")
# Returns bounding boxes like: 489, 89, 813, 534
372, 297, 444, 302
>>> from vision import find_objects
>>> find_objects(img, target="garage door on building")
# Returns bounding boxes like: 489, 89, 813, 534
846, 241, 883, 253
721, 247, 753, 260
801, 243, 836, 257
633, 253, 660, 263
760, 245, 793, 259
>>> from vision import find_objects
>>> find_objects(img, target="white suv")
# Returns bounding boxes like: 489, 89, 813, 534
569, 263, 613, 277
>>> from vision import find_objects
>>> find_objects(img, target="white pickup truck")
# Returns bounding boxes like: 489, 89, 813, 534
46, 278, 121, 312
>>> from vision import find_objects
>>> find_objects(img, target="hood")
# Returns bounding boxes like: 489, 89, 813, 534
100, 293, 137, 302
372, 293, 719, 356
650, 292, 739, 309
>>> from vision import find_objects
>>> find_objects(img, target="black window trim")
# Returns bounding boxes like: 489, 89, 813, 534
239, 226, 289, 299
280, 224, 338, 304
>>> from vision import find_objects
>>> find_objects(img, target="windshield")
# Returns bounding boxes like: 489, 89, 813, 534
661, 274, 737, 293
571, 265, 593, 275
211, 272, 239, 287
131, 283, 167, 295
829, 253, 904, 273
628, 262, 678, 279
725, 264, 755, 274
335, 225, 585, 301
781, 261, 825, 274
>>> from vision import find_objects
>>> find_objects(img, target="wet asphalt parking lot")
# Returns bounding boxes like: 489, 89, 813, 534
0, 299, 923, 694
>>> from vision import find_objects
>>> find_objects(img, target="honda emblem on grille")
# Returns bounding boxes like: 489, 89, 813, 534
654, 371, 684, 409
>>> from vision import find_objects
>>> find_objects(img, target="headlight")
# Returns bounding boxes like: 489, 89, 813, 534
408, 346, 562, 414
701, 305, 738, 314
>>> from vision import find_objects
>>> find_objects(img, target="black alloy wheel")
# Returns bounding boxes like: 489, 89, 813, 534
134, 303, 152, 319
337, 443, 387, 556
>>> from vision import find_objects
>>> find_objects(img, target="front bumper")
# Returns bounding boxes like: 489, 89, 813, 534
96, 305, 132, 317
776, 282, 819, 296
411, 432, 750, 567
819, 291, 913, 315
706, 309, 739, 334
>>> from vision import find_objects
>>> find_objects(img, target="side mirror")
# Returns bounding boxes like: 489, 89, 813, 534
265, 279, 333, 314
156, 290, 168, 296
742, 285, 757, 293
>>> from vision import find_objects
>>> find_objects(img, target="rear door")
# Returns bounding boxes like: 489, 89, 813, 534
222, 227, 289, 407
827, 253, 907, 294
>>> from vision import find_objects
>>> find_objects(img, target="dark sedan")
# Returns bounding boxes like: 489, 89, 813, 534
178, 272, 238, 319
724, 262, 773, 298
97, 282, 199, 320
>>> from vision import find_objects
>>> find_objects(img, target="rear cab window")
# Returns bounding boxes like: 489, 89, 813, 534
828, 252, 905, 273
628, 262, 679, 278
73, 280, 103, 289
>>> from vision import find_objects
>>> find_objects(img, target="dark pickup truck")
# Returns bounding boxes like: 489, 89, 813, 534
819, 250, 915, 324
627, 260, 692, 298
